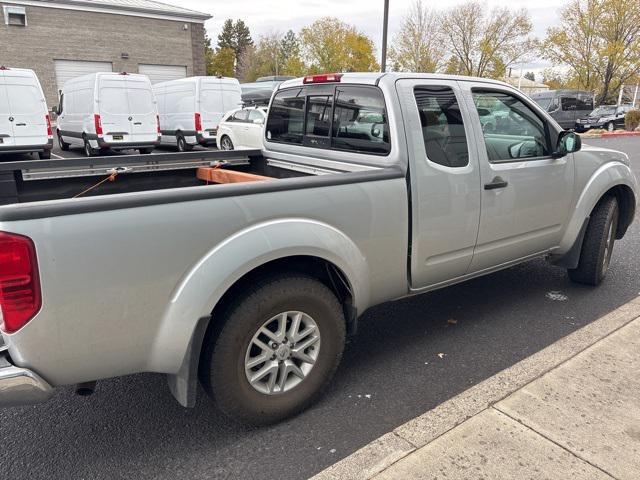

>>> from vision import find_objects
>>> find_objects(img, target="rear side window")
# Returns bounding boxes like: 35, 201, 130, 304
266, 85, 390, 154
232, 110, 249, 122
266, 87, 305, 144
561, 97, 577, 111
333, 86, 390, 154
414, 86, 469, 168
248, 109, 263, 121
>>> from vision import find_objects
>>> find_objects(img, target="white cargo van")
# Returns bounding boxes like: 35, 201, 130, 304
154, 76, 241, 151
56, 72, 160, 157
0, 66, 53, 159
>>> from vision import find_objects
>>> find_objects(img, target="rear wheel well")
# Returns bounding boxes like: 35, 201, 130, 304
202, 256, 356, 355
603, 185, 635, 238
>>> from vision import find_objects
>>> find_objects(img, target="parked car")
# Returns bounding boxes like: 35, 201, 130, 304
0, 73, 636, 426
530, 90, 594, 129
55, 72, 159, 157
575, 104, 635, 132
0, 66, 53, 159
240, 79, 287, 106
154, 76, 241, 151
216, 106, 268, 150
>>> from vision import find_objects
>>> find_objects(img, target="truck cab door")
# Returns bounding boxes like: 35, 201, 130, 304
396, 79, 482, 289
460, 85, 575, 272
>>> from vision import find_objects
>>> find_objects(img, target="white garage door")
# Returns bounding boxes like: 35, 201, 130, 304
138, 64, 187, 84
54, 60, 112, 91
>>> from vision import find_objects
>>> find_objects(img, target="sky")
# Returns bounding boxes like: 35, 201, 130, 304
178, 0, 566, 78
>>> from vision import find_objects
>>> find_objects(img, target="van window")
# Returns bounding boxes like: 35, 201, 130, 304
332, 86, 390, 154
576, 95, 593, 111
100, 88, 129, 114
561, 97, 577, 111
266, 87, 305, 144
6, 85, 41, 114
414, 86, 469, 168
128, 88, 154, 114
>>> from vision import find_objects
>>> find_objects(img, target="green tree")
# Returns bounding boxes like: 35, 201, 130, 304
238, 34, 282, 81
208, 47, 236, 77
541, 0, 640, 104
440, 1, 534, 78
388, 1, 444, 72
300, 17, 379, 73
215, 19, 254, 76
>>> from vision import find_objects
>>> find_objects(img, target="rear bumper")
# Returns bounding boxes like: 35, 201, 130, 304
0, 139, 53, 154
196, 133, 216, 146
97, 138, 160, 150
0, 352, 53, 407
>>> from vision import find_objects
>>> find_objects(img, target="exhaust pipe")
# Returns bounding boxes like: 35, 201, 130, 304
75, 381, 96, 396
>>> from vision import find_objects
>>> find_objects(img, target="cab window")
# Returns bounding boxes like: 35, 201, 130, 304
414, 86, 469, 168
472, 90, 550, 162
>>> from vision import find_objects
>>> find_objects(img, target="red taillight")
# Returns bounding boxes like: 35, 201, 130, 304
194, 112, 202, 134
45, 114, 53, 138
303, 73, 343, 84
94, 114, 103, 136
156, 115, 161, 135
0, 232, 41, 334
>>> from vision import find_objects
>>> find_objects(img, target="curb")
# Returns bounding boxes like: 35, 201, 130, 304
311, 296, 640, 480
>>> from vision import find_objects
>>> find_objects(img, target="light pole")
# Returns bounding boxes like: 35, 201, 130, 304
381, 0, 389, 72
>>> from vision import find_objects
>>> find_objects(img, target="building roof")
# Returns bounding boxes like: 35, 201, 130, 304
6, 0, 211, 22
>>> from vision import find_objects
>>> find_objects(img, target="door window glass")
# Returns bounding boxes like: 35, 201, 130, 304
6, 85, 40, 114
266, 87, 305, 144
414, 86, 469, 168
472, 90, 550, 162
248, 109, 263, 122
332, 86, 390, 154
232, 110, 249, 122
561, 97, 577, 111
576, 95, 593, 110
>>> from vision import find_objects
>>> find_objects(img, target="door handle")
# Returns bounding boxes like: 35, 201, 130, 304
16, 123, 26, 126
134, 122, 142, 125
484, 176, 508, 190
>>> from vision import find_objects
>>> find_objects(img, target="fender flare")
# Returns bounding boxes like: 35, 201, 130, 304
554, 162, 637, 266
150, 218, 370, 380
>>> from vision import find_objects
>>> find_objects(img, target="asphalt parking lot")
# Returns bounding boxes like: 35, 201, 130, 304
0, 136, 638, 480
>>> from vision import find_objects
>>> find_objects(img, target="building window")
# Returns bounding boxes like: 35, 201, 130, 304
3, 6, 27, 26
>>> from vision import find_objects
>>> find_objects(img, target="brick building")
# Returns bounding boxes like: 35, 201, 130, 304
0, 0, 211, 106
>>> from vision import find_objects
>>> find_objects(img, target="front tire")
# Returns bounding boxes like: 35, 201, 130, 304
38, 151, 51, 160
57, 130, 70, 151
83, 137, 96, 157
606, 122, 615, 132
568, 196, 619, 286
200, 275, 346, 425
177, 134, 193, 152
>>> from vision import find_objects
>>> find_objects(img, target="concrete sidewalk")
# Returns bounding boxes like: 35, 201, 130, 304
313, 297, 640, 480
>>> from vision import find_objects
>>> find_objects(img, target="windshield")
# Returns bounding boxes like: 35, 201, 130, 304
590, 106, 616, 117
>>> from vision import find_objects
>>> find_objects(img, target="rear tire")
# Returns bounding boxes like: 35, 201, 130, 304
38, 151, 51, 160
200, 275, 346, 425
83, 137, 96, 157
57, 130, 70, 151
568, 196, 619, 286
139, 147, 153, 154
177, 134, 193, 152
220, 135, 234, 150
606, 122, 615, 132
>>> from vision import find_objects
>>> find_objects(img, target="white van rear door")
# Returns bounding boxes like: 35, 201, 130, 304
98, 77, 132, 142
4, 74, 47, 147
126, 77, 157, 142
199, 81, 230, 139
0, 77, 14, 147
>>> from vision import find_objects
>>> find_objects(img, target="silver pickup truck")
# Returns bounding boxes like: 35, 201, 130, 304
0, 73, 637, 425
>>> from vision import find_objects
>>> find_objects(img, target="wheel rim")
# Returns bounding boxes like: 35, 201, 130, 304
222, 137, 232, 150
84, 141, 91, 156
602, 218, 616, 275
607, 122, 614, 132
177, 137, 184, 151
244, 311, 321, 395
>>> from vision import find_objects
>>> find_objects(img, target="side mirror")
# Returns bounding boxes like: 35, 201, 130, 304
253, 118, 264, 125
553, 131, 581, 158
